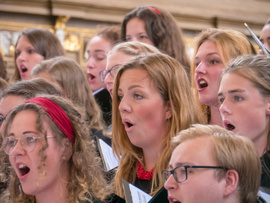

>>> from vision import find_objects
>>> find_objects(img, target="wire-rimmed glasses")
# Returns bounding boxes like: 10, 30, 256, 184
99, 64, 122, 82
162, 165, 227, 183
3, 133, 55, 156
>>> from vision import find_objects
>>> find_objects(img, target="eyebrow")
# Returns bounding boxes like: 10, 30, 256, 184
195, 52, 220, 60
118, 84, 143, 93
218, 89, 245, 97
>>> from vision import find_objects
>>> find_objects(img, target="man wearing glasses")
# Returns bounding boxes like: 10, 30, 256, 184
162, 124, 261, 203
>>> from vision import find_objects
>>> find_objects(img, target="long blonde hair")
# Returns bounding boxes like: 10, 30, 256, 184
190, 28, 253, 123
112, 53, 203, 198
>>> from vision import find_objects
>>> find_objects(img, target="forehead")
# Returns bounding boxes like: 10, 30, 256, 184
107, 51, 133, 65
87, 35, 112, 51
119, 68, 151, 85
9, 110, 39, 133
261, 24, 270, 38
171, 137, 216, 166
220, 73, 253, 90
0, 95, 27, 116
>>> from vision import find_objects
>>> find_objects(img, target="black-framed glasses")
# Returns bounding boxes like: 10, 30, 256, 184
99, 64, 122, 82
0, 114, 6, 128
3, 133, 55, 156
162, 165, 228, 183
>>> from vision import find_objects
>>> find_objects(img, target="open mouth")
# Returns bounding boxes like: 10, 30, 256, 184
89, 74, 95, 80
21, 66, 28, 73
168, 197, 181, 203
18, 164, 30, 176
126, 121, 133, 128
198, 79, 208, 88
225, 122, 235, 131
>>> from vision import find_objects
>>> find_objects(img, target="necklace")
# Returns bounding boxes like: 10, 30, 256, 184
136, 161, 154, 180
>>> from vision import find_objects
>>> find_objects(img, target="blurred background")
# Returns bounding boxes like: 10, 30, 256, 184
0, 0, 269, 79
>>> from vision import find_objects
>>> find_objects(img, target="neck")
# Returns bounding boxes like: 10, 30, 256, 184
142, 147, 161, 171
209, 106, 223, 127
36, 166, 69, 203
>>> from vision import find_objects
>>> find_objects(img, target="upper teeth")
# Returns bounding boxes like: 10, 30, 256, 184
19, 164, 26, 169
199, 80, 206, 85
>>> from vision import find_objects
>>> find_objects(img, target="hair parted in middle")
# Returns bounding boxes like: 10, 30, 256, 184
121, 6, 191, 79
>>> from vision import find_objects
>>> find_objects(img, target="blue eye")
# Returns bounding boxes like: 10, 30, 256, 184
7, 139, 17, 147
234, 96, 243, 102
25, 136, 36, 143
219, 97, 225, 104
134, 94, 143, 99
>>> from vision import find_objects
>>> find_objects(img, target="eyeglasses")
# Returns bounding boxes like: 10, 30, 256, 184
0, 114, 6, 128
3, 133, 55, 156
162, 165, 227, 183
99, 64, 122, 82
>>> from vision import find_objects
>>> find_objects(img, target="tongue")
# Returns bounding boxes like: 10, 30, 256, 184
20, 166, 30, 176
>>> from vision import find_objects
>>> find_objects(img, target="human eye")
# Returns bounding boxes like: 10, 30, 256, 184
234, 95, 243, 102
15, 49, 21, 56
117, 94, 123, 101
125, 36, 132, 42
218, 97, 225, 105
94, 53, 106, 61
7, 137, 17, 147
139, 35, 148, 40
25, 136, 36, 143
134, 93, 143, 100
210, 59, 220, 65
27, 48, 36, 54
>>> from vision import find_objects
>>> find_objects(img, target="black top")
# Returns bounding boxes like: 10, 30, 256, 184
261, 150, 270, 188
94, 88, 112, 126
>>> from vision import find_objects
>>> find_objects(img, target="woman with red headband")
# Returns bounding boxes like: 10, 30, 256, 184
1, 95, 109, 203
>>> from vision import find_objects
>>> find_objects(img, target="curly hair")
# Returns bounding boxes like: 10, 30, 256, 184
3, 95, 110, 202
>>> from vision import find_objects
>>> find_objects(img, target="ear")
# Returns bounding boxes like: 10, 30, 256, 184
223, 169, 239, 197
165, 101, 172, 120
61, 138, 73, 161
266, 97, 270, 115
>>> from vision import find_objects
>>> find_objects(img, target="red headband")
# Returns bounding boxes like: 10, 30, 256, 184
148, 7, 161, 15
26, 97, 75, 143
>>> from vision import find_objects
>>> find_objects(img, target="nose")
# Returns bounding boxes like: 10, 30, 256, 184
104, 72, 113, 86
195, 62, 207, 74
164, 174, 177, 191
118, 95, 132, 113
17, 51, 27, 62
86, 57, 95, 71
219, 98, 232, 116
10, 139, 26, 157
